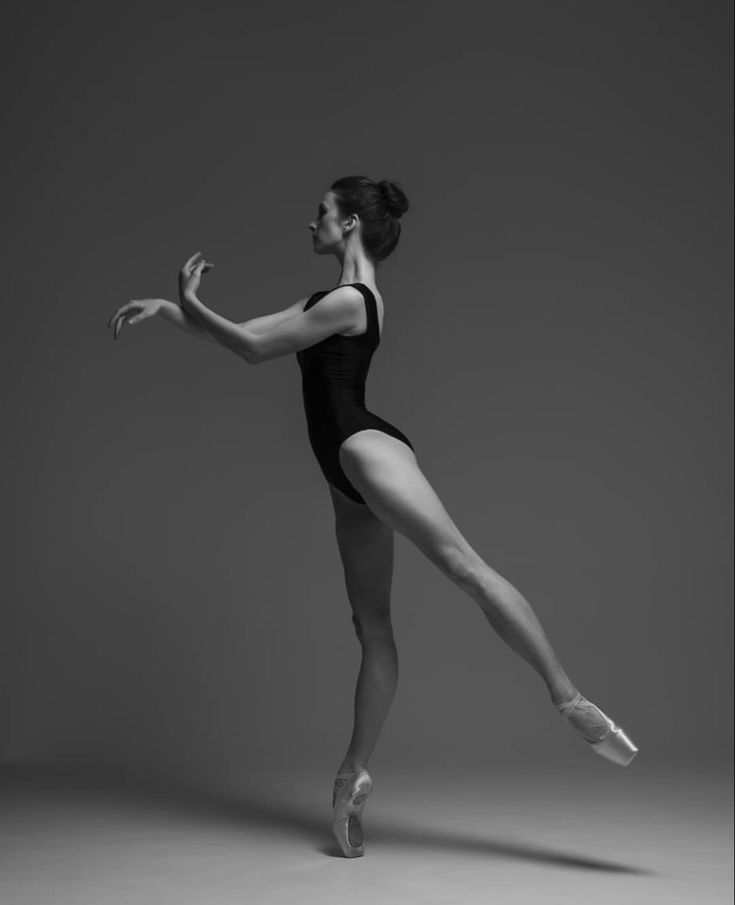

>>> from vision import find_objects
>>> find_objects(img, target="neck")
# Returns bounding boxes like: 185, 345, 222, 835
335, 245, 376, 287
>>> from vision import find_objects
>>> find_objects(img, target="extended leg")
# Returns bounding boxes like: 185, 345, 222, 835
339, 433, 578, 703
338, 432, 620, 744
335, 431, 637, 765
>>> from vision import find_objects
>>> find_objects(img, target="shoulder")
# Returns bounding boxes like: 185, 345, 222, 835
307, 285, 364, 316
299, 285, 365, 335
321, 285, 365, 305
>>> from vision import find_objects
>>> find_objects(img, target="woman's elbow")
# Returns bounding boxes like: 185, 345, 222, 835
239, 333, 261, 364
246, 344, 287, 365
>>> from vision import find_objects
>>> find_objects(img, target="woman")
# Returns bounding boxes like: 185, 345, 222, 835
107, 175, 638, 858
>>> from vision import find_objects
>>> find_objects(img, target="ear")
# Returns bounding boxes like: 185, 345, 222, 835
342, 213, 359, 235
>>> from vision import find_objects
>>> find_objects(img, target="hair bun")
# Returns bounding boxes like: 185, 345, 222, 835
378, 180, 409, 219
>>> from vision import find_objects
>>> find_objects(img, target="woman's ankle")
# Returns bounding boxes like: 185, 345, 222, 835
337, 760, 368, 774
548, 682, 578, 708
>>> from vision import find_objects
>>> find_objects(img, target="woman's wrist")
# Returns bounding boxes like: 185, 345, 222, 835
180, 291, 199, 311
157, 298, 216, 343
157, 298, 183, 320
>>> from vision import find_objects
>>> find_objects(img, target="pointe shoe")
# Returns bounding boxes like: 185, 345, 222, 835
331, 768, 373, 858
557, 691, 639, 766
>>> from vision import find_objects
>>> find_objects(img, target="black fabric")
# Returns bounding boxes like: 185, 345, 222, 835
296, 282, 414, 504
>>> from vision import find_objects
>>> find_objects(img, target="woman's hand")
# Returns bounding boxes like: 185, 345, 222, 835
107, 298, 165, 340
178, 250, 215, 303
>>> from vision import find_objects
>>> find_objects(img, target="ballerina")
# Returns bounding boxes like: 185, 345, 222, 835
107, 175, 638, 858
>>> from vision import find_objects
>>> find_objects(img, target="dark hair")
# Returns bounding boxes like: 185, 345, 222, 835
330, 176, 409, 262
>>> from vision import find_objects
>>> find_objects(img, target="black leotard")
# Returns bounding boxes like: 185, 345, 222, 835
296, 282, 414, 504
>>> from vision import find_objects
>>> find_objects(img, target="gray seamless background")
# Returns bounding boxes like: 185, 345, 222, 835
2, 0, 732, 785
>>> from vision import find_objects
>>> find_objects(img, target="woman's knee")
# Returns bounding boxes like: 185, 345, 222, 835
343, 583, 395, 640
351, 607, 396, 643
429, 542, 486, 590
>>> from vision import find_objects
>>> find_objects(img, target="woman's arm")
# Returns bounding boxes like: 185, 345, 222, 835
161, 297, 309, 344
174, 255, 305, 338
239, 298, 308, 334
181, 295, 257, 360
182, 287, 364, 364
157, 299, 218, 343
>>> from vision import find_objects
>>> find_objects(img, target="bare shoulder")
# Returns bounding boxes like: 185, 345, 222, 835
308, 285, 365, 318
318, 285, 365, 307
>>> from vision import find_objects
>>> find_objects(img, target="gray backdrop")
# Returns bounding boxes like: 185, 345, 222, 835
2, 0, 731, 787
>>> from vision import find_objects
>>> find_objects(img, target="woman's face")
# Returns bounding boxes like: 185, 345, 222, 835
309, 190, 348, 255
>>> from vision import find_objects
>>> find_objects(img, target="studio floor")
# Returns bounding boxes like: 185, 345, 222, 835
0, 758, 731, 905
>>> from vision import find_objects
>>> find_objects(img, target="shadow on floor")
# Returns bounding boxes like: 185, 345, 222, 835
0, 762, 653, 874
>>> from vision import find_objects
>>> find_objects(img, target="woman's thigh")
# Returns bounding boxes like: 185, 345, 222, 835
328, 483, 395, 626
338, 430, 483, 583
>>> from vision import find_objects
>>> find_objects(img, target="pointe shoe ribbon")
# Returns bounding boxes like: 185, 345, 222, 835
331, 768, 373, 858
557, 691, 639, 767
